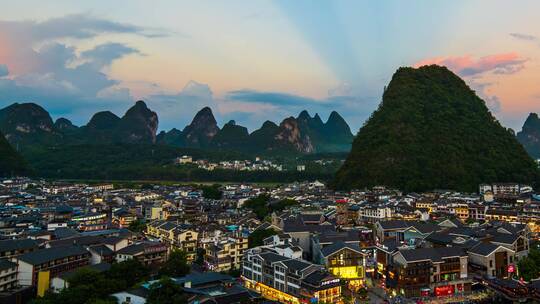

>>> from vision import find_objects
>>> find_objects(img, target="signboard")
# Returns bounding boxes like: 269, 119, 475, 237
508, 264, 515, 273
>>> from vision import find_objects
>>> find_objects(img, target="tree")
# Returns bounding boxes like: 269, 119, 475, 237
108, 259, 150, 287
201, 184, 222, 200
147, 278, 188, 304
31, 268, 119, 304
248, 228, 277, 248
194, 248, 206, 266
159, 250, 190, 277
243, 194, 298, 220
518, 248, 540, 281
128, 219, 147, 233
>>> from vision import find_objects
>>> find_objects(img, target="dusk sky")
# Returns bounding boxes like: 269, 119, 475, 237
1, 1, 540, 132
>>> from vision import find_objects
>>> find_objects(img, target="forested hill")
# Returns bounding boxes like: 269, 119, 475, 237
331, 65, 539, 192
0, 130, 28, 177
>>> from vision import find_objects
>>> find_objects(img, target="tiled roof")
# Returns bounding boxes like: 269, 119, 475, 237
18, 246, 88, 265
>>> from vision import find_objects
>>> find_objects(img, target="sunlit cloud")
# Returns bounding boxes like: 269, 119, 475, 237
414, 53, 528, 77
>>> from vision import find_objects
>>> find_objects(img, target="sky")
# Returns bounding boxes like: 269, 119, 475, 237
1, 1, 540, 132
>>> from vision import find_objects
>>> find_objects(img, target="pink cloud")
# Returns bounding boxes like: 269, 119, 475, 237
414, 53, 527, 77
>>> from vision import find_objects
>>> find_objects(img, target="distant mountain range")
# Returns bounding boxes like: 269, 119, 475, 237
332, 65, 539, 192
0, 101, 353, 155
517, 113, 540, 159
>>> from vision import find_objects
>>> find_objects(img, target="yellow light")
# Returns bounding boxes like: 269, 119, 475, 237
330, 266, 363, 279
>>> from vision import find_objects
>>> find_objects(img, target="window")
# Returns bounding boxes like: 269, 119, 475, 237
489, 260, 493, 267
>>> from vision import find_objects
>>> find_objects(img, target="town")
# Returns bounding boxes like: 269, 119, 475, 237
174, 155, 340, 173
0, 178, 538, 303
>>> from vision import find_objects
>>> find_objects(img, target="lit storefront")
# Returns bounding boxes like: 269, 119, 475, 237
243, 277, 301, 304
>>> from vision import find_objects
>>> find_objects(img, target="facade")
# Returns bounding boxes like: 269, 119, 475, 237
485, 209, 519, 222
0, 259, 18, 291
389, 247, 471, 298
145, 221, 199, 261
242, 249, 341, 304
317, 242, 366, 291
203, 236, 248, 271
115, 242, 168, 266
16, 246, 90, 287
468, 243, 515, 279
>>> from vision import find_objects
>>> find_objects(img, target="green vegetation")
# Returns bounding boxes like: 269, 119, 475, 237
248, 228, 278, 248
159, 250, 190, 278
147, 277, 188, 304
128, 219, 147, 233
518, 248, 540, 281
32, 260, 150, 304
332, 65, 540, 192
32, 255, 190, 304
20, 143, 336, 182
243, 194, 298, 220
201, 184, 222, 200
0, 130, 29, 177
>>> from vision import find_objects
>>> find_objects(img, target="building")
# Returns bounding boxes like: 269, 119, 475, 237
241, 249, 341, 304
145, 221, 198, 261
316, 241, 367, 291
0, 239, 39, 259
175, 155, 193, 164
492, 183, 520, 196
15, 246, 90, 287
145, 205, 169, 220
203, 236, 249, 272
468, 243, 516, 279
485, 209, 519, 222
388, 247, 471, 298
115, 242, 168, 267
0, 259, 18, 291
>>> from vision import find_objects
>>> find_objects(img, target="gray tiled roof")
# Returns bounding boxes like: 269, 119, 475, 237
397, 247, 466, 263
468, 243, 501, 256
18, 246, 88, 265
320, 241, 362, 257
0, 239, 38, 253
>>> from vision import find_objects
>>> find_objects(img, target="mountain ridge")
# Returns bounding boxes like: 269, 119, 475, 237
332, 65, 539, 192
0, 102, 353, 155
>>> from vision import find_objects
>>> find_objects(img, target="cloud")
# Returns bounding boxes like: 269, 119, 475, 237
414, 53, 527, 77
81, 42, 142, 68
226, 90, 323, 106
510, 33, 538, 41
0, 13, 167, 42
146, 81, 219, 130
0, 14, 162, 124
0, 65, 8, 77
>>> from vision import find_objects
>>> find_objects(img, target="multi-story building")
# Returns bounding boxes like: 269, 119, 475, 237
115, 242, 168, 266
315, 242, 367, 291
492, 183, 520, 196
145, 221, 198, 261
203, 236, 248, 272
15, 246, 90, 287
145, 205, 169, 220
112, 209, 137, 228
468, 243, 516, 278
360, 206, 393, 223
0, 259, 18, 291
0, 239, 39, 259
242, 249, 341, 304
388, 247, 471, 298
485, 209, 519, 222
